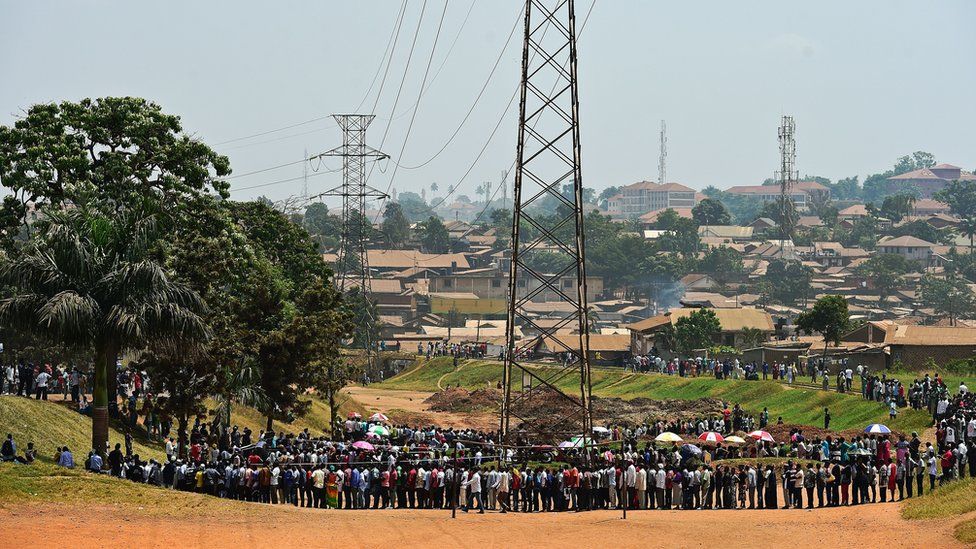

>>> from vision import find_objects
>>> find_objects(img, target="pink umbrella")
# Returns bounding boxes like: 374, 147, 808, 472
352, 441, 374, 451
347, 412, 362, 419
748, 430, 775, 443
369, 413, 389, 422
698, 431, 725, 444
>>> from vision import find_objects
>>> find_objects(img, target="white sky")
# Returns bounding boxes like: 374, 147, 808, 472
2, 0, 974, 207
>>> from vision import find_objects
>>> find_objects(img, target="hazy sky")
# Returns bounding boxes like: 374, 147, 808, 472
2, 0, 974, 207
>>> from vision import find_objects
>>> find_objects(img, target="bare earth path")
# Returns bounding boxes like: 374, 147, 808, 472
0, 502, 959, 549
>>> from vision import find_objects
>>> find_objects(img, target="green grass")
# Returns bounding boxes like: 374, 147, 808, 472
0, 395, 164, 462
0, 461, 251, 517
379, 358, 932, 433
901, 476, 976, 520
954, 517, 976, 544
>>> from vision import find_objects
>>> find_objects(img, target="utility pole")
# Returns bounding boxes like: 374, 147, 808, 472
310, 114, 389, 373
501, 0, 593, 460
658, 120, 667, 185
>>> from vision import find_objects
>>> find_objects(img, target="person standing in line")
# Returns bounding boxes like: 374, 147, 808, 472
823, 407, 831, 430
462, 466, 485, 514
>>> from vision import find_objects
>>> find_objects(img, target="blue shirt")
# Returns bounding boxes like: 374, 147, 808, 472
58, 451, 75, 468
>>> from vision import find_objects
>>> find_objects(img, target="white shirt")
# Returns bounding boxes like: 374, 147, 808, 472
36, 372, 50, 387
465, 472, 482, 493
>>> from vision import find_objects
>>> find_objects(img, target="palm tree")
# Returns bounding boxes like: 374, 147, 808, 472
960, 217, 976, 256
214, 357, 268, 430
0, 207, 208, 456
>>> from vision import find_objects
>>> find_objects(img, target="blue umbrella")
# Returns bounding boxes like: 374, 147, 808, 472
680, 444, 702, 457
864, 423, 891, 434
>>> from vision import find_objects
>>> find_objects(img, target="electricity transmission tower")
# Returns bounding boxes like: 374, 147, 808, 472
310, 114, 389, 370
776, 115, 797, 253
658, 120, 667, 185
500, 0, 593, 451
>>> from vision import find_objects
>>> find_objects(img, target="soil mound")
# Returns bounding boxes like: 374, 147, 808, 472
424, 387, 502, 413
423, 387, 725, 426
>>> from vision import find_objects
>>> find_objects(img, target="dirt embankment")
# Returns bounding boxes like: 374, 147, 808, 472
425, 388, 725, 427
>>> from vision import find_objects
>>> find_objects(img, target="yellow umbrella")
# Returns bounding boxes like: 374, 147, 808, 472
725, 435, 746, 444
654, 432, 683, 443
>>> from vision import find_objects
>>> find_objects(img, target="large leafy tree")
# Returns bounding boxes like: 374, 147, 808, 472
699, 246, 744, 287
381, 202, 411, 248
796, 295, 850, 363
764, 259, 812, 305
855, 253, 913, 303
935, 180, 976, 254
919, 275, 976, 326
0, 97, 230, 249
418, 216, 450, 253
880, 193, 917, 223
303, 202, 341, 251
674, 308, 722, 355
0, 207, 209, 455
692, 198, 731, 226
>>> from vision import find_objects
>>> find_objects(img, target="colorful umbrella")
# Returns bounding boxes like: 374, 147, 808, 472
725, 435, 746, 444
569, 435, 594, 448
365, 432, 382, 439
369, 413, 389, 422
368, 424, 390, 437
654, 432, 683, 443
747, 430, 775, 443
351, 441, 374, 451
698, 431, 725, 444
864, 423, 891, 434
347, 412, 362, 419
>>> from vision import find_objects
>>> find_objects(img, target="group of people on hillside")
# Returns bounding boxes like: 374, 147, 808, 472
3, 362, 87, 403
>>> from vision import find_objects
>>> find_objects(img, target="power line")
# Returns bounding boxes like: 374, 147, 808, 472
226, 158, 309, 179
219, 125, 333, 151
353, 0, 409, 113
374, 0, 428, 153
392, 3, 523, 170
212, 116, 334, 146
366, 0, 412, 113
425, 0, 597, 213
376, 0, 450, 209
375, 0, 477, 124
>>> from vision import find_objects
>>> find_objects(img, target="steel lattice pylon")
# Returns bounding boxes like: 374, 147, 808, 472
312, 114, 388, 370
500, 0, 593, 451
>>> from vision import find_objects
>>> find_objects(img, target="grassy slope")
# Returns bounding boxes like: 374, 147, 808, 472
901, 476, 976, 544
0, 461, 251, 517
0, 396, 164, 461
380, 357, 932, 433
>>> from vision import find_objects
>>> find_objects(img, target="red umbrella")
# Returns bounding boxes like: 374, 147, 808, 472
347, 412, 362, 419
747, 430, 775, 443
698, 431, 725, 444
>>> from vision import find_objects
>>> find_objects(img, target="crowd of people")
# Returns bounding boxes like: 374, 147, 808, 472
3, 351, 976, 515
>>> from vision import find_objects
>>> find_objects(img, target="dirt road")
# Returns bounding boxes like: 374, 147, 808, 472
0, 502, 959, 549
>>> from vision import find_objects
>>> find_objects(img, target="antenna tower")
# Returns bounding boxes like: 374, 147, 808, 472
501, 0, 593, 454
776, 115, 797, 247
658, 120, 667, 185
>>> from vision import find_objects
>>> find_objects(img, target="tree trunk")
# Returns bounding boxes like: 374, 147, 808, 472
266, 414, 273, 434
91, 345, 113, 457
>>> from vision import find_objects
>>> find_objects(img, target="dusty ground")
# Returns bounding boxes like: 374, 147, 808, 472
0, 502, 960, 549
341, 386, 497, 430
